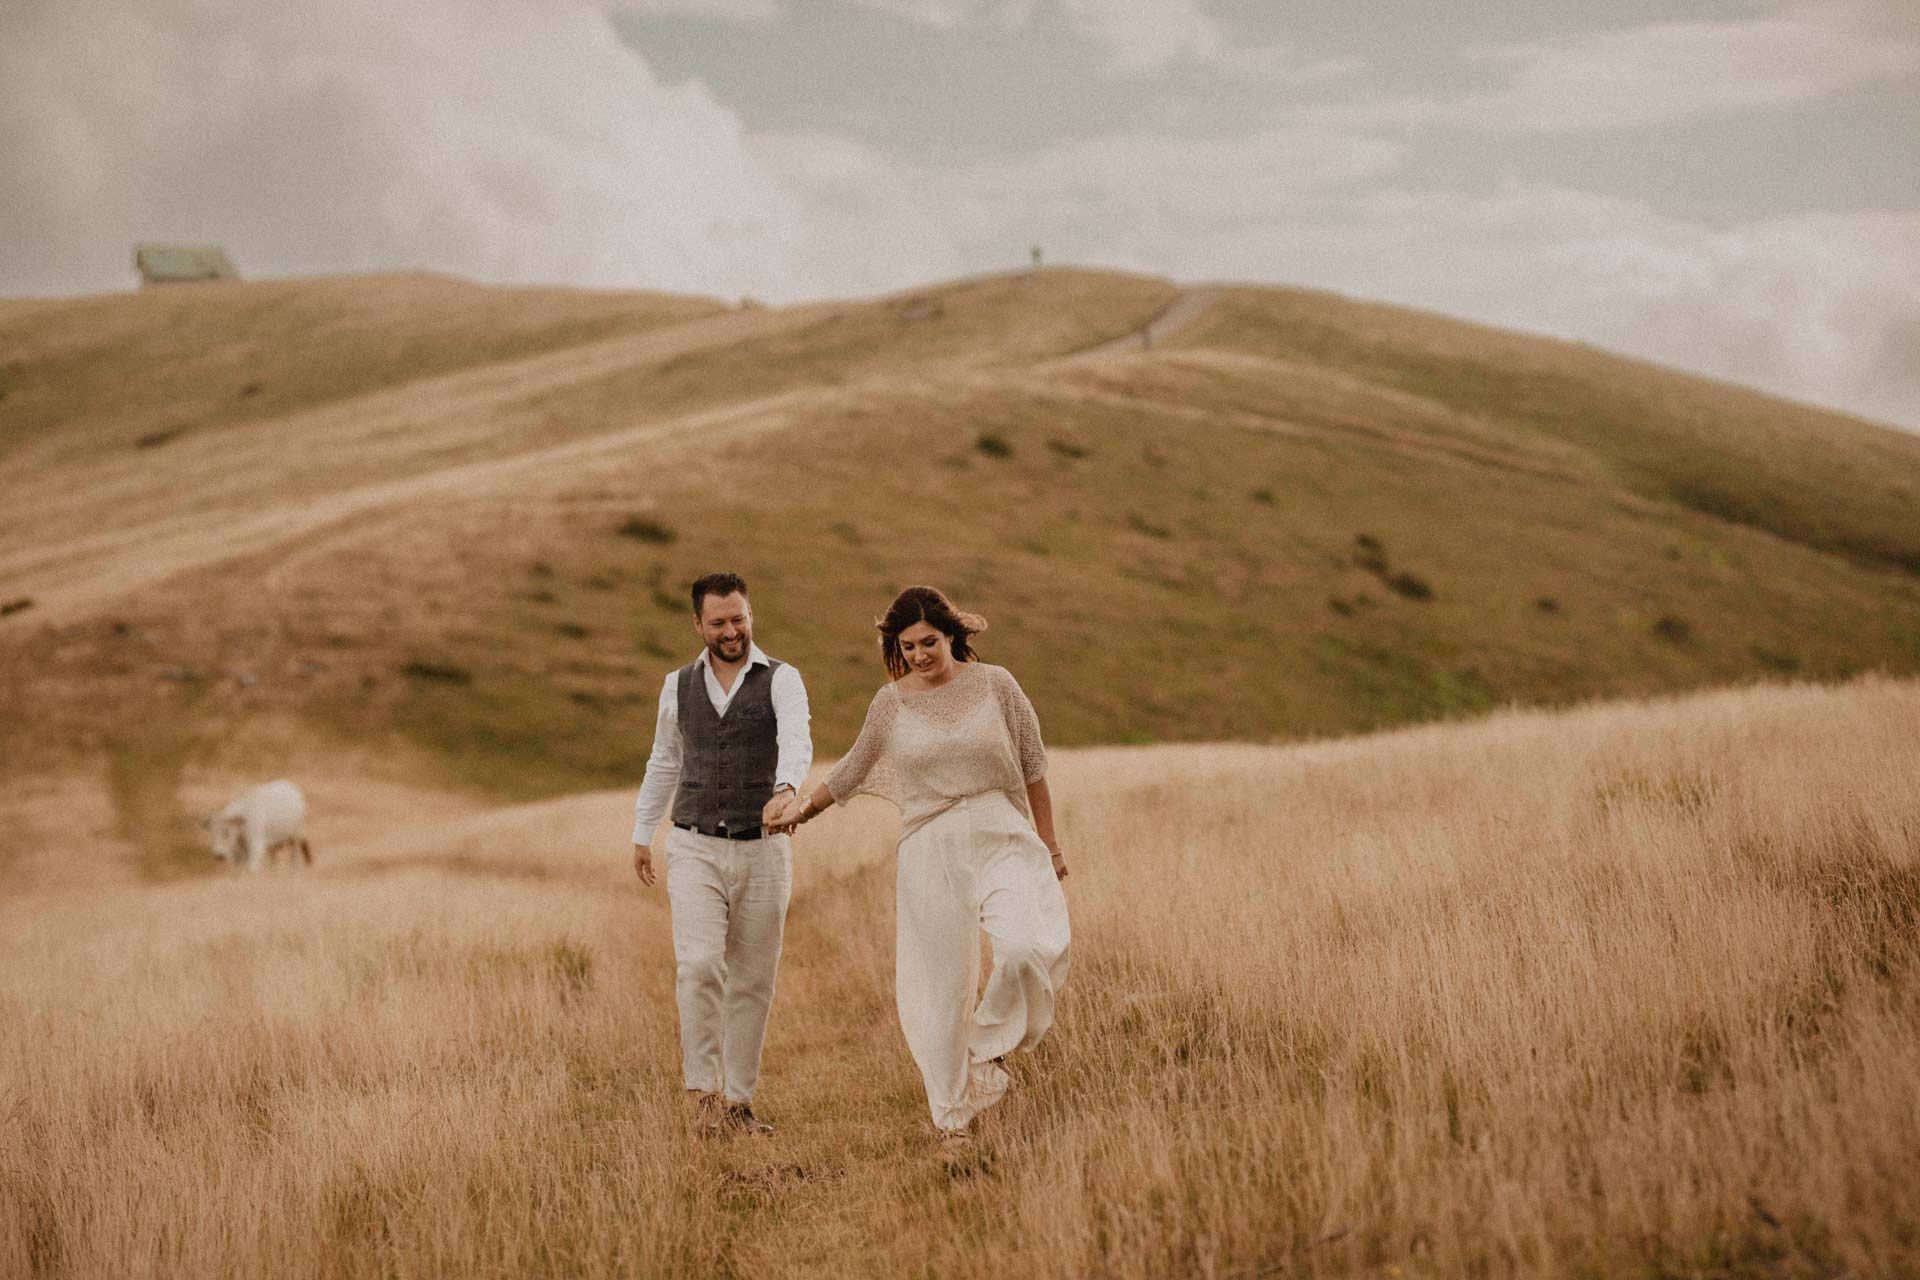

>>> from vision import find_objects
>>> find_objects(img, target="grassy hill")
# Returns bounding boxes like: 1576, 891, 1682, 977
4, 267, 1920, 831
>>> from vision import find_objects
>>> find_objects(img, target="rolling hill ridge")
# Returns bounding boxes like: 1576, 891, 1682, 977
3, 267, 1919, 842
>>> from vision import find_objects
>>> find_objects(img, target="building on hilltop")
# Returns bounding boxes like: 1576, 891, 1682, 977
133, 244, 240, 286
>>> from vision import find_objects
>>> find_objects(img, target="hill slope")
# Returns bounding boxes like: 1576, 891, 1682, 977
3, 268, 1919, 818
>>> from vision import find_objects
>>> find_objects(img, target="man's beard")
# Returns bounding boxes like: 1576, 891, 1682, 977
708, 634, 748, 662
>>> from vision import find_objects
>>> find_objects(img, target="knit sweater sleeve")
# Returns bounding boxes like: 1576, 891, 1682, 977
825, 685, 899, 806
993, 666, 1049, 784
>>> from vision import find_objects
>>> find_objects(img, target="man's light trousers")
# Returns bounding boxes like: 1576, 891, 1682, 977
663, 826, 792, 1103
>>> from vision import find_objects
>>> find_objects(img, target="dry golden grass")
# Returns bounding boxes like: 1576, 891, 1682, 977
4, 675, 1917, 1278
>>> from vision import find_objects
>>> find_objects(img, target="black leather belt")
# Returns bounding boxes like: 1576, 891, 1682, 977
673, 821, 767, 841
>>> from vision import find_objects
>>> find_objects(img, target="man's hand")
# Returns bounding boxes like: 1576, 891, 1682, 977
633, 843, 656, 886
761, 788, 794, 830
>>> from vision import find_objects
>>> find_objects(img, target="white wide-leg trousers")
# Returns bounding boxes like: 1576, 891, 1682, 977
895, 792, 1071, 1133
663, 827, 792, 1103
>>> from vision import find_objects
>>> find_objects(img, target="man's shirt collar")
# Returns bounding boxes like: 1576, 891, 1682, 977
695, 643, 770, 672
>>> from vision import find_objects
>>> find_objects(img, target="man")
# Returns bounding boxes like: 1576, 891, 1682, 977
632, 572, 811, 1135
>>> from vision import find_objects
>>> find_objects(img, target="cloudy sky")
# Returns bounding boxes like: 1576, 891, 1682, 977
3, 0, 1917, 428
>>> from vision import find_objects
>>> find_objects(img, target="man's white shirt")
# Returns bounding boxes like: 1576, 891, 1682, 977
631, 644, 812, 843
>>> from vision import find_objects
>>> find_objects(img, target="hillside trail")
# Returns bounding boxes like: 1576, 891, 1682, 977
2, 285, 1193, 629
1079, 286, 1220, 356
0, 382, 824, 627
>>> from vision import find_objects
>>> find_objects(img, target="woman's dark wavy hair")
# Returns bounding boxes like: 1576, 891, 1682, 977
877, 586, 987, 680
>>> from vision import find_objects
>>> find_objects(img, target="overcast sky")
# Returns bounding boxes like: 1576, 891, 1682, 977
3, 0, 1916, 428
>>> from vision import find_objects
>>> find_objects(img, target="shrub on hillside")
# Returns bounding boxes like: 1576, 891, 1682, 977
400, 659, 472, 685
976, 433, 1013, 458
1354, 533, 1387, 572
1387, 571, 1433, 600
616, 516, 676, 544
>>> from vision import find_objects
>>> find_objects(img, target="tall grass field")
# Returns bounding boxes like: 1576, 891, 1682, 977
4, 676, 1917, 1278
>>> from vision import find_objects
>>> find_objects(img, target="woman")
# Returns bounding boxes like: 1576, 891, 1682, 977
775, 586, 1070, 1148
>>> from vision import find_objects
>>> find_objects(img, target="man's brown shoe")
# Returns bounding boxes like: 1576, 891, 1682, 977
726, 1102, 774, 1135
689, 1090, 725, 1137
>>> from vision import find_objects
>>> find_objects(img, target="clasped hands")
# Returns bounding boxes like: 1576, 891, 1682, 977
761, 788, 814, 835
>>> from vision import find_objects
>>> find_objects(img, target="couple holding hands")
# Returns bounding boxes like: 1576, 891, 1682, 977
630, 574, 1072, 1150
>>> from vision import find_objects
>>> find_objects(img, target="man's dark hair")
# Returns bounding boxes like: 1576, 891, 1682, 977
690, 572, 749, 618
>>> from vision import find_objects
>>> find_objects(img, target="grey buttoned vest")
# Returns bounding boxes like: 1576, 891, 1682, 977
671, 658, 782, 833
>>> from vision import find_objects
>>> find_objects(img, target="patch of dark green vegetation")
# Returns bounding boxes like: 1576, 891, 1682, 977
1, 597, 32, 617
1127, 513, 1172, 539
1385, 571, 1433, 601
1353, 533, 1386, 572
400, 659, 473, 685
1654, 615, 1692, 644
1347, 533, 1434, 601
616, 516, 676, 544
976, 432, 1013, 458
1046, 437, 1090, 459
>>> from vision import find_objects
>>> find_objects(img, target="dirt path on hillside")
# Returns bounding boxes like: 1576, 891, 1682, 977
1080, 286, 1221, 356
0, 383, 827, 628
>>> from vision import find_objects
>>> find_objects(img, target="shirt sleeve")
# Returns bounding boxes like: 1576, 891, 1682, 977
994, 666, 1049, 784
825, 686, 896, 805
631, 674, 682, 843
771, 663, 813, 793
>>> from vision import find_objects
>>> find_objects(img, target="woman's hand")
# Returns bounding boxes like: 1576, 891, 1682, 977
768, 791, 812, 833
1046, 840, 1068, 880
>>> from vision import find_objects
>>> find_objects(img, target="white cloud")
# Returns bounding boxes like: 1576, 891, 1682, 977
844, 0, 1032, 30
749, 124, 1920, 429
751, 124, 1405, 292
1303, 0, 1920, 133
840, 0, 1357, 80
1050, 0, 1350, 80
604, 0, 781, 22
0, 0, 799, 298
1056, 0, 1218, 71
